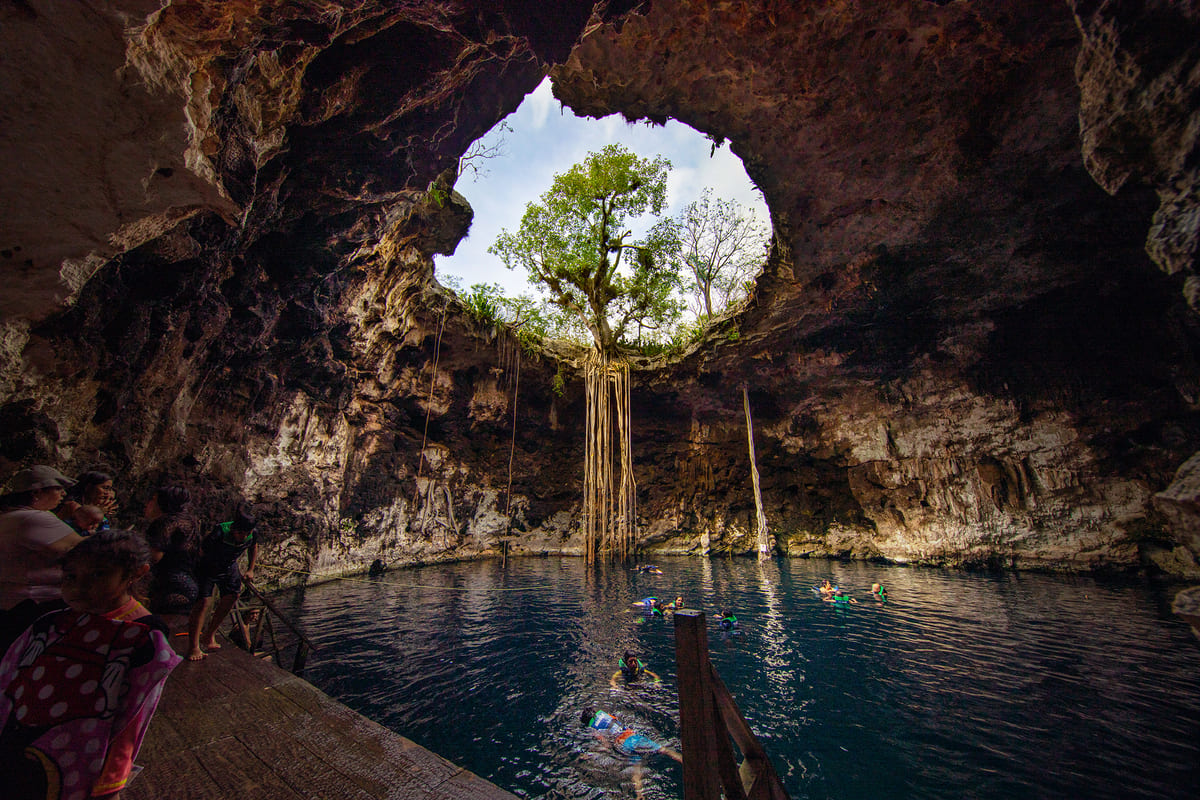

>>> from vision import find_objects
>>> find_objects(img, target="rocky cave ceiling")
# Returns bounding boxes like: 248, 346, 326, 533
1, 2, 1200, 613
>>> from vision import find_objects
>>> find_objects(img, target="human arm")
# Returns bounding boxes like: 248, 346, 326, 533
44, 529, 83, 556
243, 541, 259, 582
644, 668, 662, 683
610, 670, 622, 690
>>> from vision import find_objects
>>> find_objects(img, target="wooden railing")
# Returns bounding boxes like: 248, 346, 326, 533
230, 579, 316, 675
674, 609, 790, 800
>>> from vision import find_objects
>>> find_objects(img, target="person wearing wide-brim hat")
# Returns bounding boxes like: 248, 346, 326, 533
0, 465, 85, 653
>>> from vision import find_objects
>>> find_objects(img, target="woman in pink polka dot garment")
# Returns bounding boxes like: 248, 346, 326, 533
0, 530, 181, 799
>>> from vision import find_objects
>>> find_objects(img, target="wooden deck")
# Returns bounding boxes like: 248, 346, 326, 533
126, 631, 520, 800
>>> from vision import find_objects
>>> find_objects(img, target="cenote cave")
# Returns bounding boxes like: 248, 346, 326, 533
2, 1, 1199, 799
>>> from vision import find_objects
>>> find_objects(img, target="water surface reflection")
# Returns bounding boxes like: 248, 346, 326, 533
275, 557, 1200, 800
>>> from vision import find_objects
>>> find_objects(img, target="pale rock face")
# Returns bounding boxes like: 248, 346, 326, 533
1155, 452, 1200, 557
1071, 0, 1200, 286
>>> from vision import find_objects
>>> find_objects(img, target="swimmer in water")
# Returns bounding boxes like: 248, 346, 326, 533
580, 707, 682, 800
871, 582, 888, 602
634, 564, 663, 574
717, 609, 739, 630
632, 597, 664, 616
610, 650, 662, 689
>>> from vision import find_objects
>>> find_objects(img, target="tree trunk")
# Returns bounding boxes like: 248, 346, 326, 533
743, 385, 769, 559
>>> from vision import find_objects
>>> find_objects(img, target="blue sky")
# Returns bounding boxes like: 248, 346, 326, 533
436, 77, 767, 298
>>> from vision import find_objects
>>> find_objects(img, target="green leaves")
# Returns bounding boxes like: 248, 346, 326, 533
489, 144, 679, 355
484, 144, 768, 356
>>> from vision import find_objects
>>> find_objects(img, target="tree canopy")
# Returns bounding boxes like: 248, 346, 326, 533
677, 188, 769, 318
489, 144, 682, 355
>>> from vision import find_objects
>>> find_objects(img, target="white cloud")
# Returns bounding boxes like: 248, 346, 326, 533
525, 77, 555, 130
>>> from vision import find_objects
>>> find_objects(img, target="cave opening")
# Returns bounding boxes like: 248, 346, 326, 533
434, 76, 771, 350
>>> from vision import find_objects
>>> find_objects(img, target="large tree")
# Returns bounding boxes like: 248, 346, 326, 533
490, 144, 681, 356
489, 144, 684, 561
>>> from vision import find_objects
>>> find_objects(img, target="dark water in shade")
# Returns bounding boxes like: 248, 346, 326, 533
271, 557, 1200, 800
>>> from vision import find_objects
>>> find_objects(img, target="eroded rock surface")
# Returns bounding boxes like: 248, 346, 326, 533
1, 1, 1198, 617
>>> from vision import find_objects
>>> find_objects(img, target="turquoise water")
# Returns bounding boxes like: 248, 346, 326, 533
272, 557, 1200, 799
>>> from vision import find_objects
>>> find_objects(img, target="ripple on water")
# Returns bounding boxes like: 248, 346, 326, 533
277, 557, 1200, 800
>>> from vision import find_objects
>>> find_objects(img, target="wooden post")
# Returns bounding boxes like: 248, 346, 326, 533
675, 610, 720, 800
292, 641, 310, 676
675, 609, 792, 800
676, 610, 747, 800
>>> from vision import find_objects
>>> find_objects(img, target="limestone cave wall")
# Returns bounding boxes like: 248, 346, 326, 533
1, 1, 1199, 602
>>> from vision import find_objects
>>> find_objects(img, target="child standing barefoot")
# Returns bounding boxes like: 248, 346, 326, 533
0, 530, 182, 800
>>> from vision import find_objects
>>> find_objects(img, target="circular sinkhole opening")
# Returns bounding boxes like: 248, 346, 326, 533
435, 77, 770, 353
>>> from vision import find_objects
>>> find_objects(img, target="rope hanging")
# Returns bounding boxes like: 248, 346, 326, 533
417, 299, 450, 480
412, 299, 450, 542
503, 351, 519, 527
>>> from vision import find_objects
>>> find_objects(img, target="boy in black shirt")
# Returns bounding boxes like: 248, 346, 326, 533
187, 507, 258, 661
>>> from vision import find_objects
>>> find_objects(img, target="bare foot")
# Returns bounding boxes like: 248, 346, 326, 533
187, 648, 207, 662
199, 637, 221, 652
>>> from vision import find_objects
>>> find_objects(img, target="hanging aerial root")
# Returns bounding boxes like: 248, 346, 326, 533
582, 352, 636, 563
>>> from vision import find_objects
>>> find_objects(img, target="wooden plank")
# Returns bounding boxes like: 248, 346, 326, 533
126, 617, 519, 800
273, 682, 462, 792
127, 749, 227, 800
156, 691, 236, 748
709, 684, 749, 800
132, 707, 190, 762
287, 721, 451, 799
709, 665, 768, 761
426, 769, 524, 800
190, 735, 306, 799
233, 720, 377, 800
